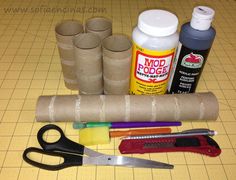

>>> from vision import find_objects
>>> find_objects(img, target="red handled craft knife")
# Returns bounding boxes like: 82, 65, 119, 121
119, 135, 221, 157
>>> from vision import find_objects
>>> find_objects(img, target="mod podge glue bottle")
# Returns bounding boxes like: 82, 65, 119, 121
130, 9, 179, 95
168, 6, 216, 93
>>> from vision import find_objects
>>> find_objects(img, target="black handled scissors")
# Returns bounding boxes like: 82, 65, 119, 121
23, 124, 173, 170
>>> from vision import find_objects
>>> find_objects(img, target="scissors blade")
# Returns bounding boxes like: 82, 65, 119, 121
83, 155, 173, 169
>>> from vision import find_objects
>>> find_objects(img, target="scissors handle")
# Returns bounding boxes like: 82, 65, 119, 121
23, 147, 83, 171
37, 124, 84, 155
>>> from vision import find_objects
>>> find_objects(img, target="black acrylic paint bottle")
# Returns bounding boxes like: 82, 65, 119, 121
168, 6, 216, 93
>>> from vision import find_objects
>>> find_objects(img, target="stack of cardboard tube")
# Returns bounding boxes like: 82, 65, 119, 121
55, 17, 132, 95
38, 17, 220, 123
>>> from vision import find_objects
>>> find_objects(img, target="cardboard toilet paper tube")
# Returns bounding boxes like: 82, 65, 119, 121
74, 33, 103, 94
102, 35, 132, 94
103, 77, 130, 95
36, 92, 219, 122
55, 20, 84, 90
85, 17, 112, 40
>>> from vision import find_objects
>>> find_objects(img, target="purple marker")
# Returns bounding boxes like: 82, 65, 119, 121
73, 121, 182, 129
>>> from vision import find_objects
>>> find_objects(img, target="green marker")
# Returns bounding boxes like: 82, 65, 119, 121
73, 122, 111, 129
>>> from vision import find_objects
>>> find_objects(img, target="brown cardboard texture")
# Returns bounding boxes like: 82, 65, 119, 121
73, 33, 103, 94
102, 35, 132, 94
103, 77, 130, 95
77, 73, 103, 95
36, 92, 219, 122
85, 17, 112, 40
55, 20, 83, 90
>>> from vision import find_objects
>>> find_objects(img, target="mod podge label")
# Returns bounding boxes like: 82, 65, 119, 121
130, 43, 175, 95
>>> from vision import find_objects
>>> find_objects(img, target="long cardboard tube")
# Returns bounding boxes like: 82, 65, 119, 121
85, 17, 112, 40
102, 35, 132, 94
55, 20, 84, 90
73, 33, 103, 94
36, 92, 219, 122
